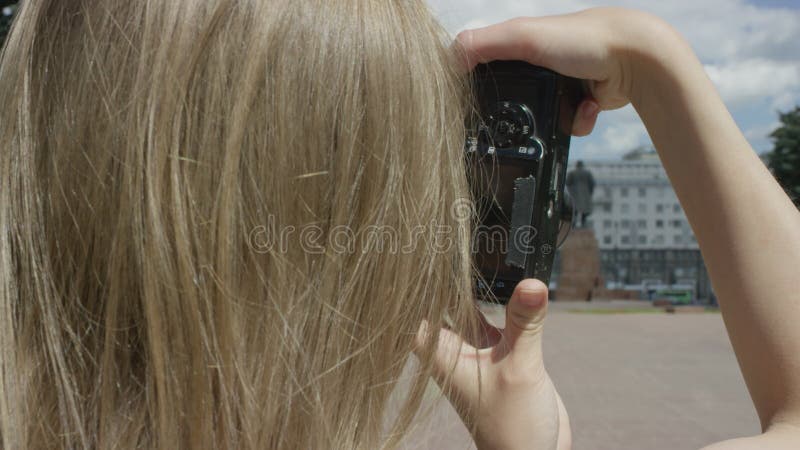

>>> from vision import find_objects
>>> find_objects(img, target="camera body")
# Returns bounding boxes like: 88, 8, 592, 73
466, 61, 583, 302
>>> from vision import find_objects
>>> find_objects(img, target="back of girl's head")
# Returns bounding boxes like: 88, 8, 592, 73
0, 1, 479, 448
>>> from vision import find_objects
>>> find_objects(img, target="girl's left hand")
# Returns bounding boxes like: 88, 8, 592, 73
417, 279, 571, 450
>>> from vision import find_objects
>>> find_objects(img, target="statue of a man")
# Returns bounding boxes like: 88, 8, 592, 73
566, 160, 595, 228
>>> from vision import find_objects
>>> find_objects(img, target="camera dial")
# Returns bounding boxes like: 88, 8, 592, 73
484, 101, 535, 149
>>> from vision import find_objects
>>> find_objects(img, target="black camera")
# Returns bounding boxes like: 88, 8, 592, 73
466, 61, 583, 302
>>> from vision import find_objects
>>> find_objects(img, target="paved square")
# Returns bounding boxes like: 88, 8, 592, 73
402, 302, 760, 450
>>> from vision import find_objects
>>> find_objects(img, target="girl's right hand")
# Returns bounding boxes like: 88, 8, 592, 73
455, 7, 686, 137
457, 8, 800, 450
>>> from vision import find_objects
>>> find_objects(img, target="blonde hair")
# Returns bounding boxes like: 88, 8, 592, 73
0, 1, 479, 448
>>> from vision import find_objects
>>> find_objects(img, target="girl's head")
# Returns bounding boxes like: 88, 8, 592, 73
0, 0, 478, 448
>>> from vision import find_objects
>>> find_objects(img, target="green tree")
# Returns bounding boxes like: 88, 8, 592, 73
767, 107, 800, 208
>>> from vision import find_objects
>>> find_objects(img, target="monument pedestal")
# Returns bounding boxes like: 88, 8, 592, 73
556, 228, 601, 301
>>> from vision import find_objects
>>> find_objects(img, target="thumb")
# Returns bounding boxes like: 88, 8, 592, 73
504, 278, 549, 354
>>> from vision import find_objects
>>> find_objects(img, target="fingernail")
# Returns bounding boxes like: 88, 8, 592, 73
517, 289, 544, 309
455, 29, 473, 46
582, 100, 600, 118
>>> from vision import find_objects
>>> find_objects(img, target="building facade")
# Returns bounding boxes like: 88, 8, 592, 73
560, 149, 713, 301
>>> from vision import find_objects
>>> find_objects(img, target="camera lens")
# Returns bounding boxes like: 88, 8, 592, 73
484, 102, 535, 149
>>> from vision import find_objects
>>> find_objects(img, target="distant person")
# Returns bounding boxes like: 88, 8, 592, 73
566, 160, 596, 228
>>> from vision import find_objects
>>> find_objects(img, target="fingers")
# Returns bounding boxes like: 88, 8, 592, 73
455, 18, 540, 70
455, 16, 606, 138
571, 98, 601, 136
503, 279, 549, 356
415, 320, 479, 392
455, 14, 597, 78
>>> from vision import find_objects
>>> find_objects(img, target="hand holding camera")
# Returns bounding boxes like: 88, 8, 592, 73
431, 8, 726, 450
464, 7, 678, 301
456, 7, 673, 113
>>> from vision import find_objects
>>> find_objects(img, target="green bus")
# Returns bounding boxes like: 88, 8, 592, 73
656, 289, 693, 305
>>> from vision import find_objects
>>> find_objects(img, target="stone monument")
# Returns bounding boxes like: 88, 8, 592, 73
556, 229, 601, 300
566, 160, 595, 229
558, 161, 601, 300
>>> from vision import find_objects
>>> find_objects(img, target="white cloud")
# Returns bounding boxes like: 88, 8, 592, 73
601, 122, 648, 151
771, 89, 800, 112
601, 0, 800, 62
704, 59, 800, 108
744, 121, 780, 152
571, 105, 651, 160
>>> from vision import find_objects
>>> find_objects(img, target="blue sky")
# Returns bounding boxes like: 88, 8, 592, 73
427, 0, 800, 160
748, 0, 799, 8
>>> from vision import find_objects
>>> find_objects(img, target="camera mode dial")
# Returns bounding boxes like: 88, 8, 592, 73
484, 101, 535, 149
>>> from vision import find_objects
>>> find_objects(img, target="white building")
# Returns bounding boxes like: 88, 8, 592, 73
562, 149, 712, 300
583, 152, 699, 251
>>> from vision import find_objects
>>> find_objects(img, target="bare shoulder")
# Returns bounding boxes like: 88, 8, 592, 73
701, 422, 800, 450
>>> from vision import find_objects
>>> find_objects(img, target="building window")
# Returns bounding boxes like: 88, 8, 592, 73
638, 187, 646, 197
656, 219, 664, 228
656, 204, 664, 213
603, 236, 612, 245
603, 220, 613, 228
673, 203, 681, 213
672, 220, 682, 228
674, 235, 683, 245
621, 236, 631, 244
638, 203, 647, 213
653, 235, 664, 245
638, 235, 646, 245
637, 219, 647, 228
621, 220, 631, 228
621, 187, 629, 197
603, 204, 612, 213
621, 204, 630, 214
